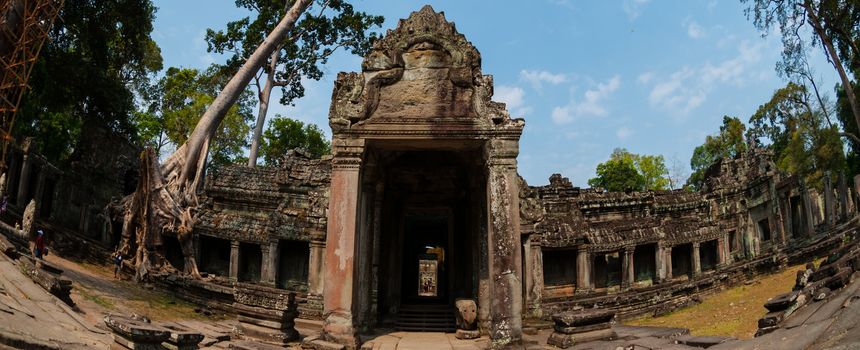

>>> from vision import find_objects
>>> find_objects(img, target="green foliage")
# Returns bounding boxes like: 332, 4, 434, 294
17, 0, 162, 162
205, 0, 384, 105
588, 148, 669, 192
836, 82, 860, 177
688, 116, 747, 191
137, 66, 254, 167
747, 83, 846, 188
260, 116, 330, 164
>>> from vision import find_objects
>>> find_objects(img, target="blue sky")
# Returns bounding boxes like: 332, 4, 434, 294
151, 0, 839, 187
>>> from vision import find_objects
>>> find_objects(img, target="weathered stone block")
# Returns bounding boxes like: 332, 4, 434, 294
547, 327, 615, 349
764, 291, 798, 312
551, 309, 615, 328
104, 315, 170, 350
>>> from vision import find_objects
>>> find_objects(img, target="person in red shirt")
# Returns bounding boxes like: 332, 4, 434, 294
34, 229, 45, 259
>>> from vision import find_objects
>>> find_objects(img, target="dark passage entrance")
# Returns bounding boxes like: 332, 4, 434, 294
369, 146, 485, 332
401, 212, 450, 304
672, 243, 693, 278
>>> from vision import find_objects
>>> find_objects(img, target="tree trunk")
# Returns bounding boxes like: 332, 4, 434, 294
178, 0, 312, 193
804, 0, 860, 141
118, 0, 312, 280
247, 49, 280, 167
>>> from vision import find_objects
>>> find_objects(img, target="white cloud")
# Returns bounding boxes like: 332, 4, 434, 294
686, 21, 705, 39
520, 70, 568, 90
495, 85, 532, 117
642, 40, 764, 116
616, 127, 634, 139
623, 0, 650, 20
551, 75, 621, 124
637, 71, 655, 84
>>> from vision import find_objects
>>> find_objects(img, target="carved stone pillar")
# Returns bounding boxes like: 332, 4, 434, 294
839, 172, 849, 220
321, 138, 364, 348
229, 241, 240, 282
824, 172, 835, 226
692, 242, 701, 276
655, 243, 665, 283
524, 234, 543, 319
576, 249, 592, 292
622, 247, 635, 288
801, 182, 815, 236
484, 139, 523, 348
302, 232, 326, 320
665, 245, 673, 280
260, 242, 277, 286
717, 236, 726, 267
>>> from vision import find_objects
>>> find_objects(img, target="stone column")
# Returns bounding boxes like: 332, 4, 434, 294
304, 233, 326, 319
824, 172, 835, 226
523, 234, 543, 319
655, 243, 665, 283
801, 183, 815, 236
717, 236, 726, 267
692, 242, 701, 276
16, 139, 33, 207
321, 138, 363, 348
623, 247, 635, 288
665, 246, 673, 280
229, 241, 240, 282
260, 242, 277, 286
484, 139, 523, 348
838, 172, 849, 220
576, 249, 592, 292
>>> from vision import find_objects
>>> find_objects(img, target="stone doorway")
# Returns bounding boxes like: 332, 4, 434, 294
365, 148, 485, 331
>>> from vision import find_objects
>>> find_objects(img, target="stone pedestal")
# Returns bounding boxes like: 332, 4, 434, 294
547, 309, 616, 349
233, 286, 300, 344
455, 298, 479, 340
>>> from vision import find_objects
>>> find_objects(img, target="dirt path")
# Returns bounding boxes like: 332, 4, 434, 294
45, 254, 223, 329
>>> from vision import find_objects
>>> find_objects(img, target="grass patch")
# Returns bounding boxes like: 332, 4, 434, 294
78, 287, 115, 310
627, 263, 809, 339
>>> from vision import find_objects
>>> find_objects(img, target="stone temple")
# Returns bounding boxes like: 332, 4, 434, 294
3, 5, 859, 350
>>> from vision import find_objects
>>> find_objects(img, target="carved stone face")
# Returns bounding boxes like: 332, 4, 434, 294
455, 299, 477, 329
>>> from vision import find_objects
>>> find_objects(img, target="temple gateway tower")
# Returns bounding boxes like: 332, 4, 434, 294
322, 5, 526, 349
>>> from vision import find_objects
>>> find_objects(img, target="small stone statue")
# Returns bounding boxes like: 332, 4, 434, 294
21, 199, 37, 239
454, 298, 479, 339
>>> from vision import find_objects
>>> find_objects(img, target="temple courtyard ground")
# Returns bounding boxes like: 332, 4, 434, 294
628, 262, 809, 339
4, 250, 860, 349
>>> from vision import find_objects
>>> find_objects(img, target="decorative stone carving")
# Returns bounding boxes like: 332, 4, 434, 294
21, 198, 36, 239
454, 298, 479, 339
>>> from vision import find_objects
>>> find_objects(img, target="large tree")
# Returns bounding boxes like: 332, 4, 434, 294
135, 66, 255, 166
744, 0, 860, 142
588, 148, 669, 192
17, 0, 162, 162
119, 0, 314, 280
259, 116, 330, 164
688, 116, 747, 191
206, 0, 383, 167
747, 82, 846, 187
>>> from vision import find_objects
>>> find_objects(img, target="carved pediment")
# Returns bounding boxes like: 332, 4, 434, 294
329, 5, 522, 133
